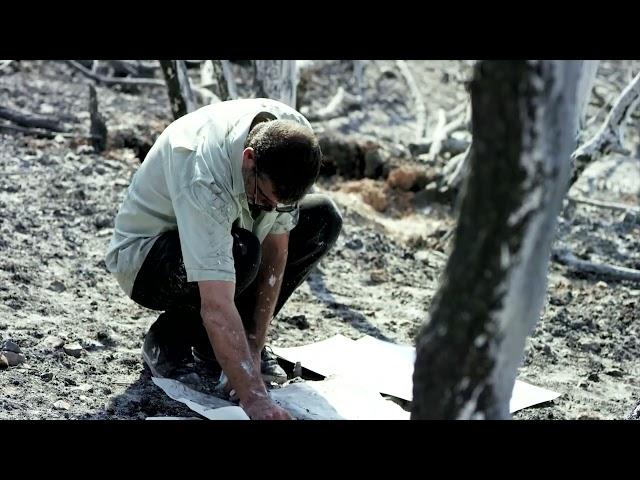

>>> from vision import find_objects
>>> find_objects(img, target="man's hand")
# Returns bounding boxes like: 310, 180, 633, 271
241, 395, 294, 420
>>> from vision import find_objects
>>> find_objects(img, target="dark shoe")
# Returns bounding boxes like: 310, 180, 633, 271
261, 345, 287, 384
142, 313, 194, 378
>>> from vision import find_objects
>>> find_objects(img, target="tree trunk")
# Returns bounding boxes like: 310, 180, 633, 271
88, 85, 107, 152
254, 60, 297, 107
159, 60, 197, 120
210, 60, 231, 101
412, 60, 583, 419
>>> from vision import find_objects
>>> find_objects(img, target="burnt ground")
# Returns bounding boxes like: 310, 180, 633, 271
0, 60, 638, 419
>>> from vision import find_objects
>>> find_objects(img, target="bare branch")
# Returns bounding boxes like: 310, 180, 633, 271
0, 122, 96, 140
571, 71, 640, 184
65, 60, 165, 87
552, 249, 640, 283
0, 106, 66, 132
566, 195, 640, 214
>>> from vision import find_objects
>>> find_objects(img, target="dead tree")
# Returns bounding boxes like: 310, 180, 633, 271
570, 70, 640, 185
88, 85, 107, 152
254, 60, 297, 107
159, 60, 197, 120
412, 60, 583, 419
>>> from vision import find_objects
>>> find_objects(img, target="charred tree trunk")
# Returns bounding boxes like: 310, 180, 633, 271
412, 61, 583, 419
254, 60, 297, 107
159, 60, 197, 119
88, 85, 107, 152
210, 60, 231, 101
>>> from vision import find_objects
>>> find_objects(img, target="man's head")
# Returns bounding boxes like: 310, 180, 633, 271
242, 119, 322, 208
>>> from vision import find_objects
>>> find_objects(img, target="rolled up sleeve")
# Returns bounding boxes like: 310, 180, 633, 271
173, 177, 238, 283
269, 207, 299, 235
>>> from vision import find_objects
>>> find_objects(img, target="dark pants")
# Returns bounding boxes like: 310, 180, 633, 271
130, 193, 342, 361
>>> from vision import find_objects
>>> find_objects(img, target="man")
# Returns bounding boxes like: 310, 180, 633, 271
105, 98, 342, 420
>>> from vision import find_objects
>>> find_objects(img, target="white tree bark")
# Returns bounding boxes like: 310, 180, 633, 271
254, 60, 297, 107
159, 60, 197, 119
576, 60, 600, 131
220, 60, 238, 100
396, 60, 427, 143
412, 60, 585, 419
176, 60, 197, 113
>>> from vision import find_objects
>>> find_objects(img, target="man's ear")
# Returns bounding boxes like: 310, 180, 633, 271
242, 147, 255, 170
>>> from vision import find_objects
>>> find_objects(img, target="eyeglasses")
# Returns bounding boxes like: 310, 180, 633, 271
252, 158, 298, 213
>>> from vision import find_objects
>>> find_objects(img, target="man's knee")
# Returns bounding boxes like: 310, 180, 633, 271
302, 194, 343, 247
318, 195, 343, 245
232, 227, 261, 285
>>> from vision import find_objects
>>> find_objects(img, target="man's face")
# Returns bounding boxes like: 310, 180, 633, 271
251, 170, 280, 211
241, 147, 298, 215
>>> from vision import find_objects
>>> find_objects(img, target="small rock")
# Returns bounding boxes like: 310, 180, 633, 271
414, 250, 430, 263
369, 269, 387, 284
580, 341, 602, 354
40, 372, 54, 382
40, 336, 64, 350
76, 383, 93, 392
0, 351, 26, 368
94, 214, 113, 229
293, 361, 302, 378
104, 399, 115, 413
63, 343, 83, 357
282, 315, 310, 330
345, 237, 364, 250
596, 281, 608, 289
76, 144, 94, 155
604, 368, 625, 378
53, 400, 71, 411
1, 339, 21, 353
619, 211, 638, 226
48, 281, 66, 293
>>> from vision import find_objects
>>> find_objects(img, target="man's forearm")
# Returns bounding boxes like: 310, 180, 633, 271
199, 293, 267, 405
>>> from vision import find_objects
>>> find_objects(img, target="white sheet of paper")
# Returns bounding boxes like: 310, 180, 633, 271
152, 377, 249, 420
510, 380, 561, 413
271, 334, 357, 377
271, 377, 410, 420
272, 334, 561, 413
146, 416, 202, 420
273, 334, 412, 400
152, 375, 408, 420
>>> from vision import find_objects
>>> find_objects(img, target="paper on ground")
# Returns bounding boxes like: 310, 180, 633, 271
152, 376, 408, 420
146, 416, 202, 420
271, 377, 409, 420
272, 334, 413, 399
272, 334, 561, 413
152, 377, 250, 420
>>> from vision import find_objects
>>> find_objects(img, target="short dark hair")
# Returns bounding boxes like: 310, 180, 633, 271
245, 119, 322, 204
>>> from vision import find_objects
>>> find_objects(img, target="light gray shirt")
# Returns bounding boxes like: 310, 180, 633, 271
105, 98, 313, 297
